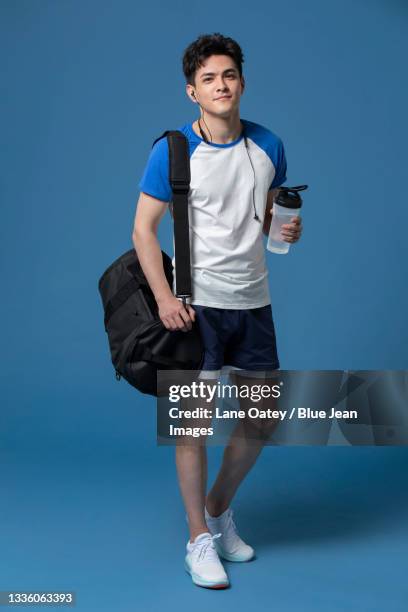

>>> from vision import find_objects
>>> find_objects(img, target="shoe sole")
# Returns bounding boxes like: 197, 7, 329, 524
184, 560, 229, 589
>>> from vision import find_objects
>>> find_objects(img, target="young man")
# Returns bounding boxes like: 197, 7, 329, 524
133, 33, 302, 589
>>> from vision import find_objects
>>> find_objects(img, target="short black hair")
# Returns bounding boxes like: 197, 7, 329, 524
182, 33, 244, 86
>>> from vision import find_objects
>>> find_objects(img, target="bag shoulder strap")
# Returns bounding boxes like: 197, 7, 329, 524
151, 130, 192, 302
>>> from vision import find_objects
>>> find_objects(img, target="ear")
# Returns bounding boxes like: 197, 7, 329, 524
240, 75, 245, 95
186, 84, 196, 103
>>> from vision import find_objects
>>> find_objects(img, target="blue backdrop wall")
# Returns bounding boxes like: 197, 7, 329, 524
1, 1, 407, 610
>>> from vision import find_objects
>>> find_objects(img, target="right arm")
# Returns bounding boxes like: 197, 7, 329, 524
132, 192, 195, 332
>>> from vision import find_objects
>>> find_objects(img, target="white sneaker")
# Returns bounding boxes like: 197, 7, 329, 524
185, 532, 229, 589
205, 507, 255, 562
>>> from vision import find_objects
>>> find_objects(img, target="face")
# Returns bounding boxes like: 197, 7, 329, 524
186, 54, 245, 117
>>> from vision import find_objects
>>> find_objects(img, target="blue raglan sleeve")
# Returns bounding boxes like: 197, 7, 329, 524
270, 138, 287, 189
138, 137, 172, 202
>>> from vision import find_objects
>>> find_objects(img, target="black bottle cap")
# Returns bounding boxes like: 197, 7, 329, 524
276, 184, 308, 209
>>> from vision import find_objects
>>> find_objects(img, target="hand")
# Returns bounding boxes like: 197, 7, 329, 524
281, 216, 303, 243
157, 295, 196, 332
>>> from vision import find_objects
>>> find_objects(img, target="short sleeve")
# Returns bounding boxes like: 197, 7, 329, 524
138, 137, 172, 202
270, 139, 287, 189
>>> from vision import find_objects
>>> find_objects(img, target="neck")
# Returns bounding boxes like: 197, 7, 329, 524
193, 110, 242, 144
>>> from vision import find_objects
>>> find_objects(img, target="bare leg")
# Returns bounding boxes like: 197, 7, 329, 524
176, 445, 208, 542
175, 372, 279, 535
175, 394, 211, 543
205, 424, 264, 517
206, 372, 279, 517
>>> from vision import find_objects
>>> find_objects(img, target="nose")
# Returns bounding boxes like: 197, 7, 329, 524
215, 77, 229, 92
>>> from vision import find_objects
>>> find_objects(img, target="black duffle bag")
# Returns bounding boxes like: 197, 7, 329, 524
98, 131, 204, 396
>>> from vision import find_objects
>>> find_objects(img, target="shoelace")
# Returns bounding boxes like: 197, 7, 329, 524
194, 533, 222, 563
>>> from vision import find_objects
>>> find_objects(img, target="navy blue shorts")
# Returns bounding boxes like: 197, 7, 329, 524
192, 304, 280, 373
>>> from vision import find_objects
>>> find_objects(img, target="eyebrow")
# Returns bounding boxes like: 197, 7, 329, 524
199, 68, 238, 79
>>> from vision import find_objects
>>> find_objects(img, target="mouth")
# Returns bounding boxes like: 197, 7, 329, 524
214, 95, 232, 101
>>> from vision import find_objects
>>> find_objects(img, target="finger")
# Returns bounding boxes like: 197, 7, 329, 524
164, 317, 177, 331
282, 222, 301, 230
187, 305, 196, 322
178, 309, 192, 331
173, 314, 187, 331
281, 230, 299, 238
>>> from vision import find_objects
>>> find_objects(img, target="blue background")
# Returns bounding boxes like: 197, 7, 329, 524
1, 0, 407, 610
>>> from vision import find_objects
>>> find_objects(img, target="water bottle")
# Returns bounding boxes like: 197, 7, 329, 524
267, 185, 308, 254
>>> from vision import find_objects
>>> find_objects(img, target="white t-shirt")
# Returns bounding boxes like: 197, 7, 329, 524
138, 118, 287, 309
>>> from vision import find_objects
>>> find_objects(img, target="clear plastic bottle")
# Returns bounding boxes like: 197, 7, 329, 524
267, 185, 308, 254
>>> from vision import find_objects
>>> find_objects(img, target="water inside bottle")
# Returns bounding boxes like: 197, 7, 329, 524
267, 212, 293, 254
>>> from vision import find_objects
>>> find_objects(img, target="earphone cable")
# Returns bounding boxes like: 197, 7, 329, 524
244, 135, 260, 221
192, 97, 260, 222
